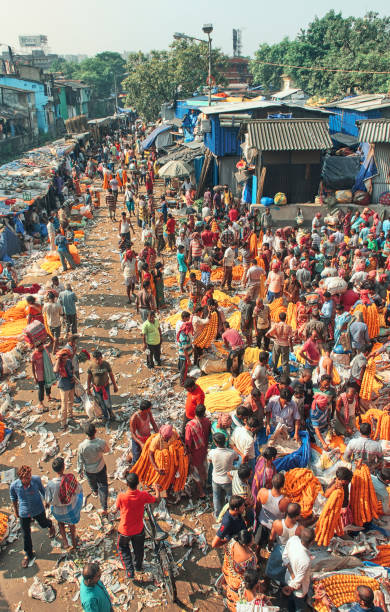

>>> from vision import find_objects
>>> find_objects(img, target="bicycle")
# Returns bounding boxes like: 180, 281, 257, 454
144, 503, 177, 603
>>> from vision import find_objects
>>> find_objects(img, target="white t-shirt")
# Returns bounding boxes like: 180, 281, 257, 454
208, 447, 237, 484
202, 206, 211, 219
231, 426, 255, 459
223, 247, 235, 267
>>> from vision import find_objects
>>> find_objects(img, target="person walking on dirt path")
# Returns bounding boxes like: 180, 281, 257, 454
136, 280, 156, 322
87, 350, 119, 422
116, 472, 160, 580
45, 456, 83, 552
59, 284, 78, 334
43, 291, 63, 353
55, 230, 76, 272
10, 464, 56, 568
129, 399, 158, 465
77, 423, 110, 516
141, 311, 162, 369
121, 247, 138, 303
118, 211, 135, 244
106, 188, 117, 221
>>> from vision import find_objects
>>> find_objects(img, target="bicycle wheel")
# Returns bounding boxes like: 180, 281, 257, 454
159, 545, 177, 603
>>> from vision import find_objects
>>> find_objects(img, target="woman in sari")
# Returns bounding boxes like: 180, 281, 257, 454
25, 295, 44, 324
45, 457, 83, 551
185, 404, 211, 498
251, 447, 277, 502
221, 530, 257, 612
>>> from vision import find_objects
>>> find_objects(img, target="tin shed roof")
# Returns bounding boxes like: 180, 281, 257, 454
323, 94, 390, 112
246, 119, 332, 151
358, 119, 390, 143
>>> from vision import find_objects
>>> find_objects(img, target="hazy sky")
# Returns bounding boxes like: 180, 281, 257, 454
2, 0, 387, 58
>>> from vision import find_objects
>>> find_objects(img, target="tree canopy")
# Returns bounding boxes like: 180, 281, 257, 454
250, 11, 390, 98
50, 52, 126, 99
123, 41, 228, 122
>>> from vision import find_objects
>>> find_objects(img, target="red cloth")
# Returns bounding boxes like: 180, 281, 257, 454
116, 490, 156, 536
166, 218, 176, 234
265, 384, 294, 402
228, 209, 239, 222
59, 473, 78, 504
185, 385, 205, 419
201, 230, 214, 247
341, 289, 359, 312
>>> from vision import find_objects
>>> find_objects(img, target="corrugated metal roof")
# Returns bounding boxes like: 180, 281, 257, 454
323, 94, 390, 112
272, 88, 303, 99
246, 119, 332, 151
202, 100, 282, 115
358, 119, 390, 143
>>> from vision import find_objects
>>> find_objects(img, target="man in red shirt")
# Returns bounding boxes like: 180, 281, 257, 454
183, 377, 205, 435
116, 473, 160, 579
166, 214, 176, 251
228, 205, 239, 222
264, 374, 293, 402
201, 224, 214, 255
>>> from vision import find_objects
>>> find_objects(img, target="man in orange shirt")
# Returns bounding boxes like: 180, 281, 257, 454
183, 377, 205, 436
116, 472, 160, 579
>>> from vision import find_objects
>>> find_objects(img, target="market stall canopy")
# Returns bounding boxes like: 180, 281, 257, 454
245, 118, 332, 151
158, 160, 193, 178
158, 141, 204, 166
141, 124, 173, 151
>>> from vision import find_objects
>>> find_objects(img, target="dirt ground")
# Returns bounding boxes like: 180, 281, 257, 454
0, 180, 225, 611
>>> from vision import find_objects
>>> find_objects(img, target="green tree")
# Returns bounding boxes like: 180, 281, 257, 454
50, 51, 126, 99
123, 41, 228, 122
250, 11, 390, 97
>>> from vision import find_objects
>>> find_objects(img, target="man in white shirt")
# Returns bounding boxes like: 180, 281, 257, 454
221, 246, 235, 291
208, 432, 238, 519
282, 529, 314, 611
230, 415, 259, 473
202, 204, 211, 219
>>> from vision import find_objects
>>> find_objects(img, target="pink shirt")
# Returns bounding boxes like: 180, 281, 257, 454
222, 328, 245, 349
302, 338, 320, 363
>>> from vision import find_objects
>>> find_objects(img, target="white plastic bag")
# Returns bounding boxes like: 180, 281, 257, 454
84, 394, 102, 419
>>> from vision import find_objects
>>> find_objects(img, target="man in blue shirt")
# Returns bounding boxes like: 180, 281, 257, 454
10, 465, 55, 567
54, 231, 75, 272
59, 284, 78, 334
80, 563, 113, 612
211, 495, 246, 548
320, 292, 334, 327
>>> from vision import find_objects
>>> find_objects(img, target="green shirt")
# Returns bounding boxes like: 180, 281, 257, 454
141, 318, 161, 345
80, 579, 113, 612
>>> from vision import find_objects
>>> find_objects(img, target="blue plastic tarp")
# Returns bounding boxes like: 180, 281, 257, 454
254, 430, 310, 471
141, 124, 172, 151
0, 227, 21, 261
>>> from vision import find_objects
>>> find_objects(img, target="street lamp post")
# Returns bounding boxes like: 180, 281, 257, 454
173, 24, 214, 105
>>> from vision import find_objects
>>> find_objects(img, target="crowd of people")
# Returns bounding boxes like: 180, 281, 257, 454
6, 124, 390, 612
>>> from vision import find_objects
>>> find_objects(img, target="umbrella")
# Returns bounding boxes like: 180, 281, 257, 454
158, 160, 193, 178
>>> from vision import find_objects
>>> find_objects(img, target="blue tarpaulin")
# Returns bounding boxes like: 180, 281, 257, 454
254, 430, 310, 471
141, 124, 172, 151
0, 227, 21, 262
